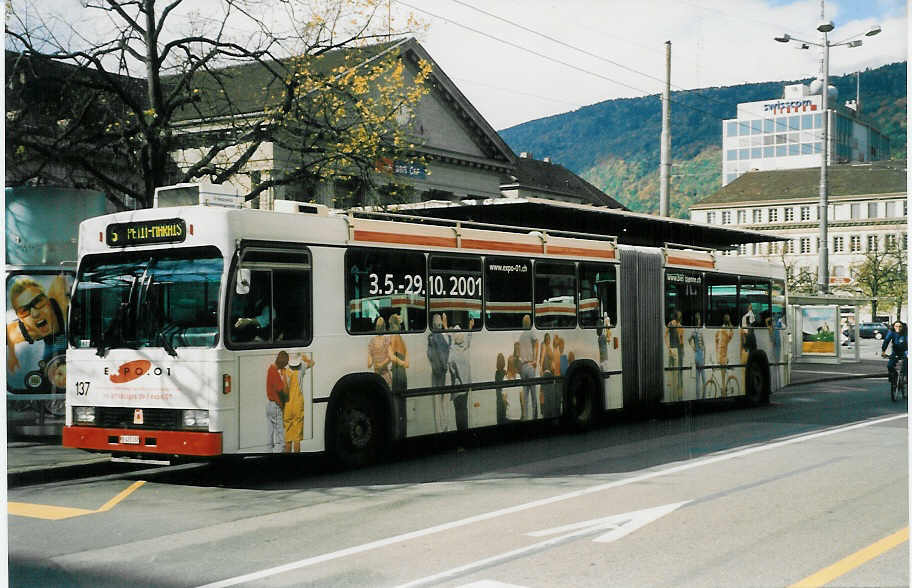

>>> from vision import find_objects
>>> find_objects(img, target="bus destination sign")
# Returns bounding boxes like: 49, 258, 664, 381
106, 219, 187, 247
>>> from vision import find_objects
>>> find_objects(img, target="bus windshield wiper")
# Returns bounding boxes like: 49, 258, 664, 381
139, 271, 178, 357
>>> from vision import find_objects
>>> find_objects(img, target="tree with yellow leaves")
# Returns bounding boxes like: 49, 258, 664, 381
6, 0, 430, 208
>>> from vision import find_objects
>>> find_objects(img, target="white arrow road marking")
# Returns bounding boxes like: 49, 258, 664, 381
396, 502, 691, 587
527, 500, 691, 543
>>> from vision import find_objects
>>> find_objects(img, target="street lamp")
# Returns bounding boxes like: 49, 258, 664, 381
775, 20, 881, 294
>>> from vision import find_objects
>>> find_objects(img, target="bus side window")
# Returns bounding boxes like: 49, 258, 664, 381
705, 274, 738, 327
228, 247, 312, 347
274, 270, 311, 344
485, 256, 532, 330
664, 270, 703, 327
534, 261, 576, 329
578, 262, 617, 328
345, 248, 427, 334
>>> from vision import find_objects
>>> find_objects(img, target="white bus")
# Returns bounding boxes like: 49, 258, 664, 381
63, 196, 788, 465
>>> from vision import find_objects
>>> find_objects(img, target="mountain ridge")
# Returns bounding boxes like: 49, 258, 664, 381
499, 61, 907, 217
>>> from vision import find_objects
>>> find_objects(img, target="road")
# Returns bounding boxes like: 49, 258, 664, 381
8, 377, 908, 587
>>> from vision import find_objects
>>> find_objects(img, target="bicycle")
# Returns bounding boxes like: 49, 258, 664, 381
887, 356, 907, 403
703, 363, 739, 399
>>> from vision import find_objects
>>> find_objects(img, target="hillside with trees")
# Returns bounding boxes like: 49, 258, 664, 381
500, 62, 906, 218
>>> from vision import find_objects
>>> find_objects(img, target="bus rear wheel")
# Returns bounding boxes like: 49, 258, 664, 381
330, 390, 385, 468
564, 370, 597, 431
745, 358, 770, 406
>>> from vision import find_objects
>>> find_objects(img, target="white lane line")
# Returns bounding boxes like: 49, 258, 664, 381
197, 414, 907, 588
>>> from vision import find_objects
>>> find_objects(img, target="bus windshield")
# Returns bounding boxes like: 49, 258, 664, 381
69, 247, 223, 353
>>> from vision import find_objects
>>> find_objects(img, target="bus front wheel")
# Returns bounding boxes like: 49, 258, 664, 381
329, 389, 385, 468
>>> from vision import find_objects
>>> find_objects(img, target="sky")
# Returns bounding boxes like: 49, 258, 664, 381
10, 0, 908, 132
391, 0, 908, 130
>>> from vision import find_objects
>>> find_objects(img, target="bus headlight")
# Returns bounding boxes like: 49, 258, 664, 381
182, 409, 210, 430
73, 406, 96, 425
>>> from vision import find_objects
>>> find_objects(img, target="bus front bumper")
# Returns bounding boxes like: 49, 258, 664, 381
63, 426, 222, 456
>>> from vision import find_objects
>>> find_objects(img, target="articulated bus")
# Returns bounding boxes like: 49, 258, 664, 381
63, 196, 788, 465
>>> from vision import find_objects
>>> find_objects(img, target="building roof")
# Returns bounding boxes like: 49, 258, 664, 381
502, 157, 627, 209
397, 197, 782, 248
694, 160, 907, 208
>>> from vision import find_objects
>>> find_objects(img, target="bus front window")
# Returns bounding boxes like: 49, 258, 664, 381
70, 247, 223, 352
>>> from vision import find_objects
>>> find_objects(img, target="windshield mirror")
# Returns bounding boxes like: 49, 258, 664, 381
236, 268, 251, 295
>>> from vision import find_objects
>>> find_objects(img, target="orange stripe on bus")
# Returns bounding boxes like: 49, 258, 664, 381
353, 230, 457, 248
549, 245, 615, 259
666, 255, 715, 269
461, 238, 541, 253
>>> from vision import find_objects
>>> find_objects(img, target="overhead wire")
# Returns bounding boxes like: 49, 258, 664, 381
442, 0, 823, 124
395, 0, 815, 127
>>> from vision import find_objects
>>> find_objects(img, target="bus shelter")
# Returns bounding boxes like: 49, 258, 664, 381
788, 294, 873, 364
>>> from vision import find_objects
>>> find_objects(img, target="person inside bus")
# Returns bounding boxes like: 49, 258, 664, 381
232, 271, 272, 342
6, 274, 69, 374
518, 314, 539, 420
881, 321, 908, 387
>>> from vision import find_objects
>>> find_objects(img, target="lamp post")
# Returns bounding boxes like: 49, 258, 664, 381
774, 21, 881, 294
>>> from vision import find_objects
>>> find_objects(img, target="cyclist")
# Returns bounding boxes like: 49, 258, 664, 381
881, 320, 908, 390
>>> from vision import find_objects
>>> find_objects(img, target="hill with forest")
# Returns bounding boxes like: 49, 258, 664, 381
499, 61, 906, 218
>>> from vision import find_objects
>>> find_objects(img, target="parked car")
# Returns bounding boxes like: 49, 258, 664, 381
859, 322, 889, 339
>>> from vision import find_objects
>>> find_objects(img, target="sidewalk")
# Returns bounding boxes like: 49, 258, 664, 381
5, 359, 888, 478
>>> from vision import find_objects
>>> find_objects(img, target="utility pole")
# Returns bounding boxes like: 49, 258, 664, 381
659, 40, 671, 217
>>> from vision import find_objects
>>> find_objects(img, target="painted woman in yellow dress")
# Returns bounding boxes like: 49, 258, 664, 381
283, 353, 315, 453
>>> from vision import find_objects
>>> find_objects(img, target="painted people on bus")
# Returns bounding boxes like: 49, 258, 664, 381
539, 332, 556, 418
518, 314, 539, 420
449, 318, 473, 431
6, 274, 69, 373
495, 352, 507, 424
689, 312, 706, 399
666, 310, 685, 400
283, 353, 315, 453
367, 316, 392, 388
266, 351, 289, 452
428, 313, 451, 431
716, 314, 734, 397
388, 314, 409, 394
596, 315, 612, 372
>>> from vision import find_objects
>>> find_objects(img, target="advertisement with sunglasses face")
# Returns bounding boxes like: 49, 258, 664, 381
6, 272, 72, 393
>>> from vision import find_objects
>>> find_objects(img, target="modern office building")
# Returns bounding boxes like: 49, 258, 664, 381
721, 82, 890, 186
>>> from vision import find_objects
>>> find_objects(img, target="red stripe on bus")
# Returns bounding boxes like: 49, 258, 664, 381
353, 230, 458, 248
666, 255, 715, 269
548, 245, 615, 259
63, 427, 222, 456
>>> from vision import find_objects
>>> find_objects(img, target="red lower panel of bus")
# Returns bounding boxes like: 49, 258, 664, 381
63, 427, 222, 456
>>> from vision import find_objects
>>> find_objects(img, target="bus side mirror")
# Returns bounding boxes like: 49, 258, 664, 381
236, 269, 251, 295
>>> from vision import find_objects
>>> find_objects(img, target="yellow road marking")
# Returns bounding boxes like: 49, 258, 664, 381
790, 527, 909, 587
8, 480, 146, 520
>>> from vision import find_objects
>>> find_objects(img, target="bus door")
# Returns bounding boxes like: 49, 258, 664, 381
227, 246, 313, 453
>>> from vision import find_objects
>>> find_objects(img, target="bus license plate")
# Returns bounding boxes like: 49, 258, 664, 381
119, 435, 140, 445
